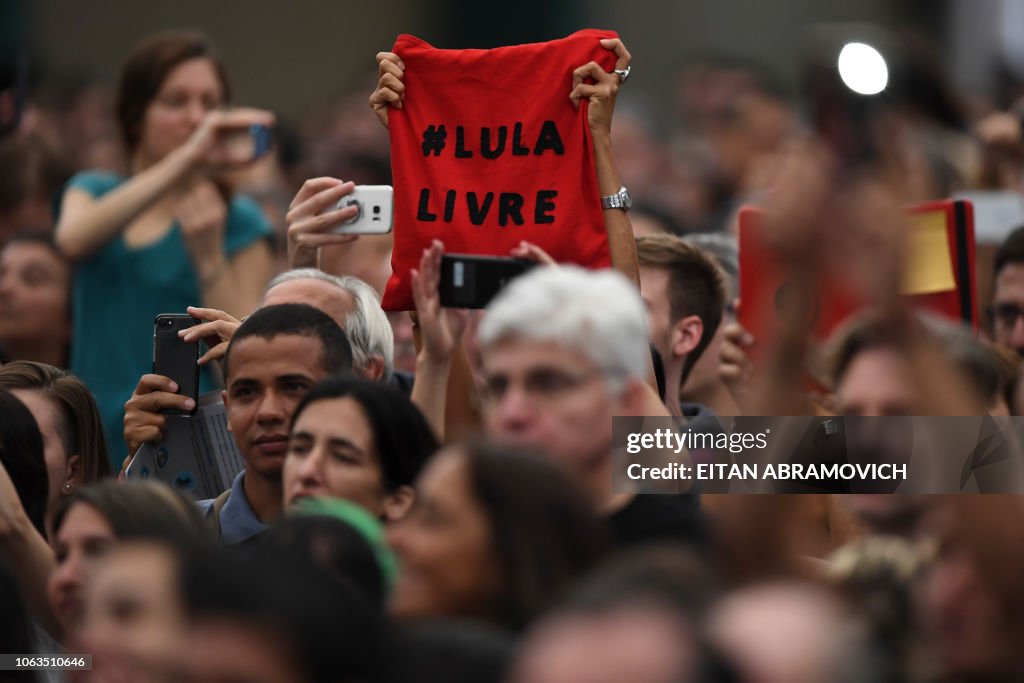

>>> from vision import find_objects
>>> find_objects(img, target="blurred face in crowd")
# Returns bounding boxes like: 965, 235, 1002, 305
991, 262, 1024, 355
480, 338, 643, 502
918, 498, 1024, 678
10, 389, 77, 535
709, 584, 844, 683
223, 334, 331, 481
510, 605, 698, 683
835, 348, 918, 416
0, 240, 70, 353
184, 621, 308, 683
388, 448, 501, 622
284, 396, 411, 519
75, 543, 186, 679
48, 502, 117, 630
921, 544, 1019, 676
138, 57, 224, 164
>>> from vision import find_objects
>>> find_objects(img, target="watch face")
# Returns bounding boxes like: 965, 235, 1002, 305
620, 187, 632, 209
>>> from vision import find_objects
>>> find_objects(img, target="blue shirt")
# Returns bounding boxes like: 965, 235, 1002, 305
197, 471, 268, 545
60, 171, 271, 469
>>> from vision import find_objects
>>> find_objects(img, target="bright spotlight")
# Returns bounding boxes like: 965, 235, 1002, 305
837, 42, 888, 95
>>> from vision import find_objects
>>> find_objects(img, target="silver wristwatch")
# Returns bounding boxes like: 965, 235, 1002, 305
601, 186, 632, 211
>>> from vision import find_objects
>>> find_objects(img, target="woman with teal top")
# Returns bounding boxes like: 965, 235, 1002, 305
55, 32, 274, 468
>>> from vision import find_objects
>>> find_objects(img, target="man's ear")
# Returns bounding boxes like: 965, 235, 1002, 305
620, 376, 652, 416
382, 485, 415, 521
222, 390, 231, 433
358, 356, 387, 381
670, 315, 703, 359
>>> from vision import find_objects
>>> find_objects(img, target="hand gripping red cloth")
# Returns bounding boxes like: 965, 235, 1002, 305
382, 29, 619, 310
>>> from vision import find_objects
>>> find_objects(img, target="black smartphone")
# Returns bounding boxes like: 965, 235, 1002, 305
439, 254, 535, 309
153, 314, 200, 415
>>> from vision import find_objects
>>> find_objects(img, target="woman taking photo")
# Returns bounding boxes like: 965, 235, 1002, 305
55, 31, 274, 461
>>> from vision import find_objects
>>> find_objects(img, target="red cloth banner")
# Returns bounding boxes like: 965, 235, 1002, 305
382, 30, 619, 310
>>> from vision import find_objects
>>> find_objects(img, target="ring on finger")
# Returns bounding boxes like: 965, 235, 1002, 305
613, 65, 631, 83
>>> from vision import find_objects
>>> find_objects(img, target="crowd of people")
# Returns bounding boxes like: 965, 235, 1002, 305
4, 23, 1024, 683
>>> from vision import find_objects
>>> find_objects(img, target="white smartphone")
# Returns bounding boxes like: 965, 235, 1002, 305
332, 185, 394, 235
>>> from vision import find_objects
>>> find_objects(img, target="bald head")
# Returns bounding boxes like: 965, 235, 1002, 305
262, 278, 356, 330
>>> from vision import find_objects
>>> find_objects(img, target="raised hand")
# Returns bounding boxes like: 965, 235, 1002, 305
285, 177, 361, 268
411, 239, 469, 362
570, 38, 631, 137
179, 305, 242, 366
182, 107, 276, 170
123, 374, 195, 456
176, 181, 228, 282
370, 51, 406, 129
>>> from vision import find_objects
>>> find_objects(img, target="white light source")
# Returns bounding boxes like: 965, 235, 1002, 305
837, 42, 888, 95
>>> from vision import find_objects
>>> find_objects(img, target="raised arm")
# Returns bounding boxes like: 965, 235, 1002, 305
56, 144, 197, 261
409, 240, 470, 441
571, 38, 638, 287
570, 40, 666, 405
55, 108, 274, 262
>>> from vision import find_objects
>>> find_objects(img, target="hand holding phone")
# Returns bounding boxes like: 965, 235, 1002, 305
439, 254, 535, 309
153, 314, 200, 415
331, 185, 394, 235
187, 108, 275, 168
222, 123, 273, 162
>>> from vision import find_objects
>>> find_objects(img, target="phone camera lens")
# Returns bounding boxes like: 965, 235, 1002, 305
373, 205, 381, 214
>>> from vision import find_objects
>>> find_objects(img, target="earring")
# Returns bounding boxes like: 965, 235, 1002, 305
62, 482, 75, 494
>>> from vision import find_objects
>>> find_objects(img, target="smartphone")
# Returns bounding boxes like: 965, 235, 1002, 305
439, 254, 535, 309
223, 123, 273, 162
332, 185, 394, 235
153, 314, 200, 415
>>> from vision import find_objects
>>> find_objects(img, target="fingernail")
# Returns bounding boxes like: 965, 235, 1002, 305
184, 398, 196, 409
169, 382, 179, 392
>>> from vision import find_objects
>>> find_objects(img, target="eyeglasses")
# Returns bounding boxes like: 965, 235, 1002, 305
480, 367, 613, 404
988, 302, 1024, 329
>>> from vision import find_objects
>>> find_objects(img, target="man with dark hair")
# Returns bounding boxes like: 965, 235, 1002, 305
681, 233, 741, 417
636, 234, 727, 416
990, 225, 1024, 356
221, 302, 353, 379
196, 303, 353, 544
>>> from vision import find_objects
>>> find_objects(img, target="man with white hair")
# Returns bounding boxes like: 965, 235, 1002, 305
261, 268, 395, 381
478, 266, 706, 549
